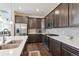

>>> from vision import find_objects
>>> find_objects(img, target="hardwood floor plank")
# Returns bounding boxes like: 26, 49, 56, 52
27, 43, 52, 56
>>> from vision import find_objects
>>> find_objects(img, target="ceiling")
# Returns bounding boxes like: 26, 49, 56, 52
12, 3, 59, 18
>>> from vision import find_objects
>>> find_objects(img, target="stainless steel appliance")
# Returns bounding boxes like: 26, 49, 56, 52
15, 23, 27, 36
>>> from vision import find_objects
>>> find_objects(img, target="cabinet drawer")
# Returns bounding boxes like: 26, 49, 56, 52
62, 43, 79, 56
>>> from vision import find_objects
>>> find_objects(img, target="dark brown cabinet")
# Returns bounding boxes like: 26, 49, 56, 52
54, 3, 69, 27
15, 15, 28, 24
54, 39, 61, 56
45, 3, 79, 28
48, 36, 79, 56
59, 3, 69, 27
42, 35, 50, 50
49, 38, 54, 55
28, 18, 41, 29
62, 48, 75, 56
45, 14, 53, 29
45, 17, 49, 28
61, 43, 78, 56
45, 3, 69, 28
69, 3, 79, 27
49, 38, 61, 56
27, 34, 42, 43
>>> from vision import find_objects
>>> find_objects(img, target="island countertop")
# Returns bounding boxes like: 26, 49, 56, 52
0, 36, 28, 56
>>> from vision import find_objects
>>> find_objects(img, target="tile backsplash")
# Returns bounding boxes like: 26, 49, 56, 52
46, 27, 79, 37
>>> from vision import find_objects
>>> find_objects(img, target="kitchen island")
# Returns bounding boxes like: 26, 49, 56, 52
0, 36, 28, 56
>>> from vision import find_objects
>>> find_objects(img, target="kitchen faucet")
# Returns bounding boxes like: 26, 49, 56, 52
3, 28, 10, 43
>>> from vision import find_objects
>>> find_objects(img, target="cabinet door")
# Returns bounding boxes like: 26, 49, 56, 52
54, 39, 61, 56
45, 14, 53, 29
49, 38, 54, 55
49, 13, 54, 28
54, 5, 61, 28
36, 18, 41, 29
49, 38, 61, 56
45, 16, 50, 28
28, 18, 37, 29
27, 34, 42, 43
54, 3, 69, 28
28, 18, 41, 29
62, 48, 75, 56
61, 43, 77, 56
69, 3, 79, 27
59, 3, 69, 27
15, 15, 28, 24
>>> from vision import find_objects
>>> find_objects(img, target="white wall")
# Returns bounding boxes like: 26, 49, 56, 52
0, 3, 15, 36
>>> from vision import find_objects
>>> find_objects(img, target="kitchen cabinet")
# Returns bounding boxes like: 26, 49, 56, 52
69, 3, 79, 27
27, 34, 42, 43
45, 17, 49, 28
54, 3, 69, 27
59, 3, 69, 27
15, 15, 28, 24
49, 38, 61, 56
28, 18, 41, 29
48, 36, 79, 56
61, 43, 78, 56
45, 3, 69, 28
45, 13, 53, 29
54, 39, 61, 56
49, 37, 54, 55
53, 5, 60, 28
62, 47, 75, 56
42, 35, 50, 50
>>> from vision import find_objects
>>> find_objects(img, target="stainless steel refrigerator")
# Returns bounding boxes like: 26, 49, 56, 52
15, 23, 27, 36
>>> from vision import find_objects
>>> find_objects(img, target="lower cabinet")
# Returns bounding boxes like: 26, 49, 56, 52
61, 43, 79, 56
61, 48, 75, 56
27, 34, 42, 43
49, 38, 54, 55
42, 35, 50, 50
49, 38, 61, 56
48, 37, 79, 56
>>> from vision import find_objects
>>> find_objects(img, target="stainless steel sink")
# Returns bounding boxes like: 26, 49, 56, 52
8, 40, 22, 44
46, 34, 59, 36
0, 40, 23, 50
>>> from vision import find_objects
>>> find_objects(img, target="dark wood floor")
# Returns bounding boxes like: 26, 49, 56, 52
27, 43, 52, 56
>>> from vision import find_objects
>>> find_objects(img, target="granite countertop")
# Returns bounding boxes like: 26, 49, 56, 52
0, 36, 28, 56
47, 35, 79, 49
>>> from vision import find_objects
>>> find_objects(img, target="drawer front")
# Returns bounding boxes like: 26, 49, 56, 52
62, 43, 79, 56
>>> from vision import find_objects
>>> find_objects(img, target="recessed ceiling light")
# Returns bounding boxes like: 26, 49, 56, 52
18, 6, 22, 10
36, 9, 39, 12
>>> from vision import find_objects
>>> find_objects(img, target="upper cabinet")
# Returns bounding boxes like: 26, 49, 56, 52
58, 3, 69, 27
45, 3, 69, 28
45, 10, 54, 29
28, 17, 42, 29
69, 3, 79, 27
15, 15, 28, 24
45, 15, 53, 29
